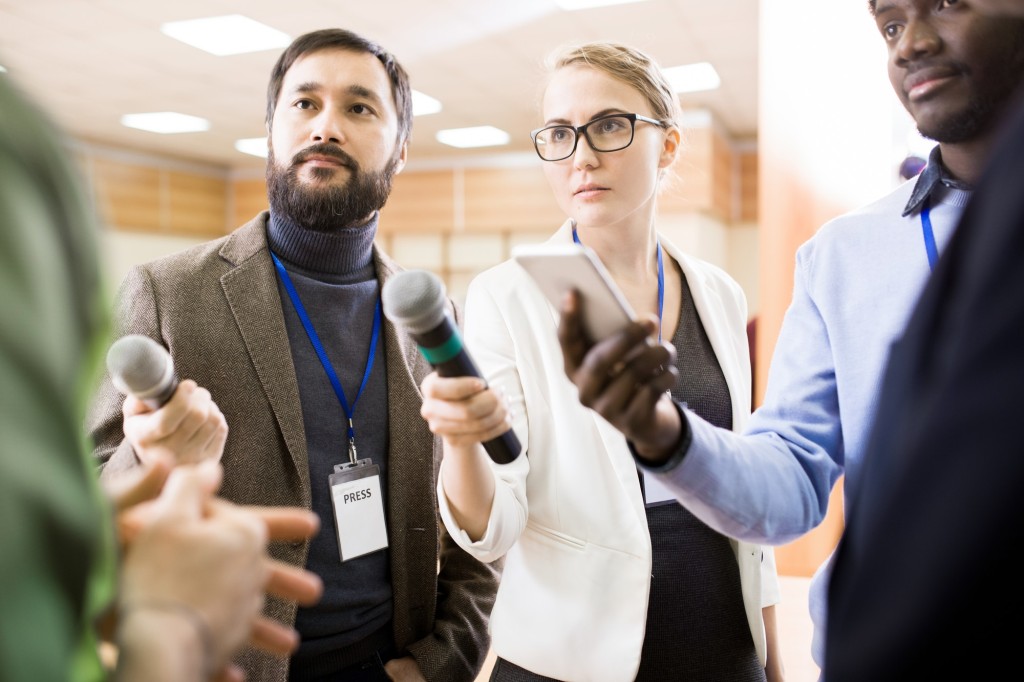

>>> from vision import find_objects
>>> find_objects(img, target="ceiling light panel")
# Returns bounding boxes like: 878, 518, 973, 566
554, 0, 649, 10
436, 126, 510, 149
161, 15, 291, 56
235, 137, 268, 158
663, 62, 722, 94
121, 112, 211, 134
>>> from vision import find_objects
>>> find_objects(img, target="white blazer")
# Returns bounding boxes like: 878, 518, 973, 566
438, 222, 780, 682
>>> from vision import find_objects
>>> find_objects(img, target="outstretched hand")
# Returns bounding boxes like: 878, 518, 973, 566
104, 461, 323, 679
557, 289, 684, 463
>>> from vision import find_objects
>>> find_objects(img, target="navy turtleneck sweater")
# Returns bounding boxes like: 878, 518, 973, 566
267, 211, 393, 672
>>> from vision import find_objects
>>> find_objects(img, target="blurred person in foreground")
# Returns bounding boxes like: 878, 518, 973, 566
0, 70, 321, 682
550, 1, 1024, 675
87, 28, 499, 682
825, 0, 1024, 678
420, 42, 783, 682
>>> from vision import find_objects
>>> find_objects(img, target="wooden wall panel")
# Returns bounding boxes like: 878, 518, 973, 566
92, 158, 162, 231
380, 171, 455, 233
232, 178, 269, 227
168, 171, 228, 237
711, 131, 735, 223
462, 167, 563, 232
739, 151, 758, 223
661, 126, 712, 214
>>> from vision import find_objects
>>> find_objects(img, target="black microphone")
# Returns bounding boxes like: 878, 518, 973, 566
106, 335, 179, 410
381, 270, 522, 465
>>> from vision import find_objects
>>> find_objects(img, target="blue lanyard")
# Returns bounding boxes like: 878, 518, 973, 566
920, 199, 939, 272
573, 227, 664, 342
270, 251, 382, 463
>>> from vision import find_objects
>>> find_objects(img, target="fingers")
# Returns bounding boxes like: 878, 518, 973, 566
557, 289, 589, 375
103, 457, 173, 513
239, 506, 320, 542
420, 372, 487, 400
149, 461, 223, 524
248, 616, 300, 657
123, 379, 228, 466
211, 664, 246, 682
572, 318, 660, 406
264, 560, 323, 606
420, 378, 511, 447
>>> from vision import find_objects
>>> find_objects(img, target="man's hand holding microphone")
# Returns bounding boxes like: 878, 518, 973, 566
107, 335, 227, 467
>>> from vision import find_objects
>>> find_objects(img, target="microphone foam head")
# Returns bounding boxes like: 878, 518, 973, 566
106, 335, 172, 396
381, 270, 448, 334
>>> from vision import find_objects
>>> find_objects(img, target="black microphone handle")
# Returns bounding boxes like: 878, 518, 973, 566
414, 323, 521, 465
140, 375, 180, 411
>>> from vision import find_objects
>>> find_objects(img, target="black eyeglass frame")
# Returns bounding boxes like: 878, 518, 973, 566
530, 113, 667, 162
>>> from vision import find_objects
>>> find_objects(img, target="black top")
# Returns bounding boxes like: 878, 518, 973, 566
637, 271, 765, 682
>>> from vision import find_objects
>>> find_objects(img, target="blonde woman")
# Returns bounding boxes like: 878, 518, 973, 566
420, 42, 783, 682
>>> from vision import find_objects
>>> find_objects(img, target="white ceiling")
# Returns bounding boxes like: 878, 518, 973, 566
0, 0, 759, 172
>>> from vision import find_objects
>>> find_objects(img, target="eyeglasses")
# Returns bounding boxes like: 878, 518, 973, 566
531, 113, 667, 162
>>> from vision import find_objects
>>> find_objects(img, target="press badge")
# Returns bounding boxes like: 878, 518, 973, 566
329, 459, 388, 562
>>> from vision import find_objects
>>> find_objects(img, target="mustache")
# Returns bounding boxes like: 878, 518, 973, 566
292, 143, 358, 170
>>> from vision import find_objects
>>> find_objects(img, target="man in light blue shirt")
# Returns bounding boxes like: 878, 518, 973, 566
555, 1, 1024, 673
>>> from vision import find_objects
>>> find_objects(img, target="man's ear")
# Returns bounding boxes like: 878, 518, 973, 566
393, 140, 409, 175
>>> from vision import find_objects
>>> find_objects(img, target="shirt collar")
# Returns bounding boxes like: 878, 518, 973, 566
902, 145, 973, 217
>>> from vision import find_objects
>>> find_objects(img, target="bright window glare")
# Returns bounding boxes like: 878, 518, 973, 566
412, 90, 442, 116
235, 137, 268, 158
436, 126, 510, 149
121, 112, 210, 134
554, 0, 649, 10
161, 15, 291, 56
664, 62, 722, 94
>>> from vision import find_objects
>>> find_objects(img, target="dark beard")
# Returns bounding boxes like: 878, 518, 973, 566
917, 95, 993, 145
266, 143, 399, 232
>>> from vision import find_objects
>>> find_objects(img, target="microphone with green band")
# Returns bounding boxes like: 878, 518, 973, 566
382, 269, 521, 465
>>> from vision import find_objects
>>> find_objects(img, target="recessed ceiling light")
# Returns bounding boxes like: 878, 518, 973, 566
412, 90, 442, 117
121, 112, 211, 134
436, 126, 511, 149
664, 62, 721, 94
160, 15, 291, 56
554, 0, 649, 10
235, 137, 268, 158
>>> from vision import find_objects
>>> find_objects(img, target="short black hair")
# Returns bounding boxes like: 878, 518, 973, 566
265, 28, 412, 145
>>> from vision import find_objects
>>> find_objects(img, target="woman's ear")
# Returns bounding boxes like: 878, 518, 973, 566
658, 125, 681, 170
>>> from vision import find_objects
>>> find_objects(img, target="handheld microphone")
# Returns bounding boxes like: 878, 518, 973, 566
381, 270, 521, 465
106, 335, 179, 410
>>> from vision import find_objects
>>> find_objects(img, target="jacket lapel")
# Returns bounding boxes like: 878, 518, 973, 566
220, 214, 310, 494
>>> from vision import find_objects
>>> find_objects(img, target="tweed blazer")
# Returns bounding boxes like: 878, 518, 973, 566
88, 212, 499, 682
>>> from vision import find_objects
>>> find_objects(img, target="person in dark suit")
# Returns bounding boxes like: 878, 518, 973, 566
88, 28, 499, 682
824, 0, 1024, 679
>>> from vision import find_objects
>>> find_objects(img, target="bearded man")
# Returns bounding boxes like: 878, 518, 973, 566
88, 28, 499, 682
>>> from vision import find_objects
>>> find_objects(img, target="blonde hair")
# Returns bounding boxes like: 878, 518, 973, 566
545, 42, 682, 127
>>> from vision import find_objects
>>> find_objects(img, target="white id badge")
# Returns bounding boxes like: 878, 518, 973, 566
329, 459, 388, 562
642, 469, 678, 507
